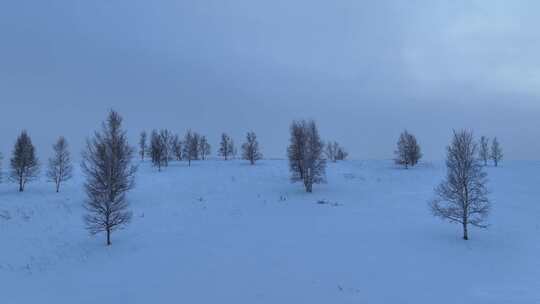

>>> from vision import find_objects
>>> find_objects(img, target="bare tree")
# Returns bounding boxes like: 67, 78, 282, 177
288, 121, 307, 180
139, 131, 147, 161
230, 139, 237, 159
219, 133, 233, 160
325, 141, 348, 162
325, 141, 339, 162
490, 137, 503, 167
429, 130, 489, 240
287, 120, 326, 193
81, 110, 137, 246
478, 136, 489, 166
172, 134, 182, 161
336, 146, 348, 161
199, 136, 211, 160
394, 130, 422, 169
150, 129, 166, 171
183, 130, 199, 166
159, 129, 174, 167
193, 132, 200, 160
395, 133, 408, 167
47, 136, 73, 192
241, 131, 262, 165
302, 121, 326, 192
10, 130, 40, 192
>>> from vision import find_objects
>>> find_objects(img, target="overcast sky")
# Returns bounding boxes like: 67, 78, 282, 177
1, 0, 539, 161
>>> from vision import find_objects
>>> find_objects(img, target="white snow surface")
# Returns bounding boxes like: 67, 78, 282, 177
0, 159, 539, 303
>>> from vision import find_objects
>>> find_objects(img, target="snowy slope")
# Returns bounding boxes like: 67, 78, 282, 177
0, 159, 539, 303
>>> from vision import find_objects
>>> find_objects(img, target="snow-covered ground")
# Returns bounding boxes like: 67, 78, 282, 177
0, 159, 539, 303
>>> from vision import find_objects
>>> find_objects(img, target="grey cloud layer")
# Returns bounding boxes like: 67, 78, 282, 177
1, 1, 538, 160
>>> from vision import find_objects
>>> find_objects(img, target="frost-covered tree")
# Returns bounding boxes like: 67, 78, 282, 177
199, 136, 211, 160
81, 110, 137, 246
172, 134, 182, 161
325, 141, 339, 162
193, 132, 200, 160
10, 131, 40, 192
150, 129, 166, 171
288, 121, 306, 180
219, 133, 233, 160
183, 130, 199, 166
159, 129, 174, 166
394, 130, 422, 169
47, 136, 73, 192
241, 131, 262, 165
139, 131, 147, 161
230, 139, 237, 159
429, 130, 489, 240
490, 137, 503, 167
478, 136, 489, 166
287, 120, 326, 193
325, 141, 348, 162
336, 146, 348, 161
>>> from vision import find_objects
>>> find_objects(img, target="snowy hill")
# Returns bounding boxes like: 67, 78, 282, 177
1, 159, 539, 303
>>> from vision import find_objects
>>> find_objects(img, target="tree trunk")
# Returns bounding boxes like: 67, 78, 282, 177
19, 179, 24, 192
462, 222, 468, 240
107, 229, 111, 246
305, 178, 312, 193
56, 182, 60, 193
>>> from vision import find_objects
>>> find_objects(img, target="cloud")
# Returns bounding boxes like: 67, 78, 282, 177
0, 0, 539, 160
402, 1, 540, 103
